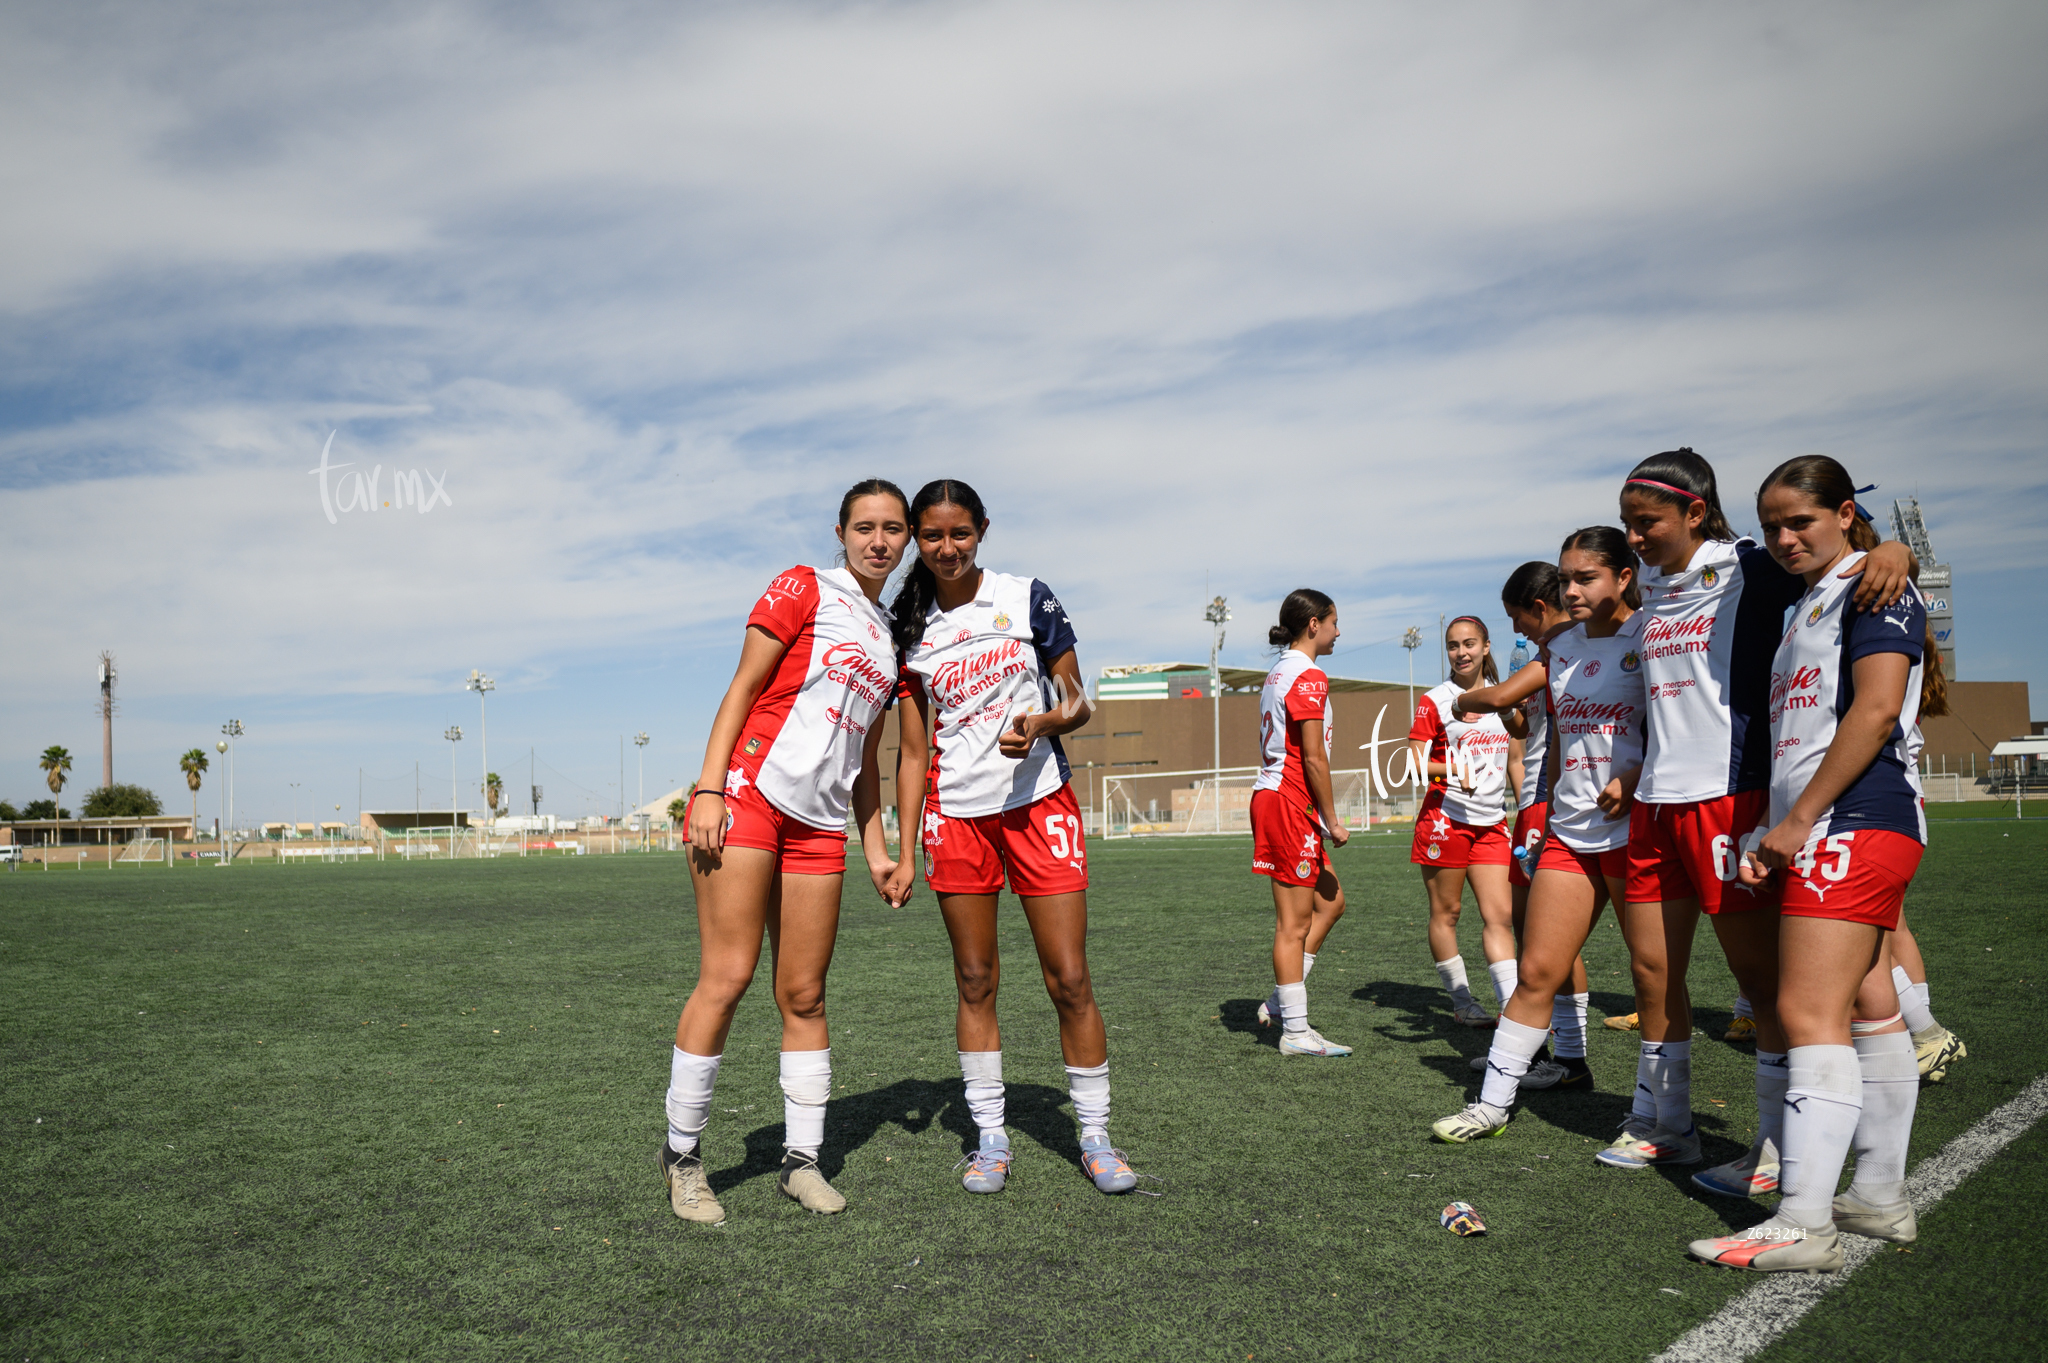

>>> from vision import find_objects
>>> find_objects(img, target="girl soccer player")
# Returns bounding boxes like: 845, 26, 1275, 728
1689, 455, 1930, 1271
1250, 589, 1353, 1056
661, 480, 913, 1225
1610, 448, 1912, 1187
889, 479, 1139, 1197
1433, 528, 1646, 1141
1410, 617, 1517, 1027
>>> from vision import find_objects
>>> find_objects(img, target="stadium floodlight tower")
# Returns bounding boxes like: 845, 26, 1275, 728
634, 732, 650, 844
465, 671, 494, 824
1205, 596, 1230, 833
1401, 627, 1423, 723
444, 725, 463, 854
219, 720, 243, 867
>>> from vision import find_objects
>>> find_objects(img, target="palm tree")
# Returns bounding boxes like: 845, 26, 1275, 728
667, 796, 688, 830
180, 749, 209, 842
40, 745, 72, 851
485, 772, 503, 819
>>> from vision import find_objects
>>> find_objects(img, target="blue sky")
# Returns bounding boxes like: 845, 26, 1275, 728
3, 1, 2044, 825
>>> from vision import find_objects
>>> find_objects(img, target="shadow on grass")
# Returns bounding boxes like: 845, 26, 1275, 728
1217, 997, 1280, 1048
713, 1078, 1085, 1191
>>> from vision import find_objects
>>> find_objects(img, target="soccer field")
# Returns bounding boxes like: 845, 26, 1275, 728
4, 819, 2045, 1361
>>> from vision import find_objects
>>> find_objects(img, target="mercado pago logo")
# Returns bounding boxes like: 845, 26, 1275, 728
309, 431, 453, 524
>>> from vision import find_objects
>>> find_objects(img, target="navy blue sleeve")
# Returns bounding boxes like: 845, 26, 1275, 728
1029, 579, 1079, 669
1738, 542, 1806, 612
1845, 592, 1925, 664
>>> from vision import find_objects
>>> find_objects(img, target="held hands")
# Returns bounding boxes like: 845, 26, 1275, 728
687, 791, 728, 855
872, 857, 916, 908
1737, 820, 1802, 886
998, 710, 1039, 761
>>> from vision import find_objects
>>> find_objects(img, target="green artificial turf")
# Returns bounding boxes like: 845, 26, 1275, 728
2, 821, 2043, 1362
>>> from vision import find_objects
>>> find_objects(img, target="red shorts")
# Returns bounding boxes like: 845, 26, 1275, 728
1777, 829, 1922, 930
921, 783, 1088, 897
1626, 791, 1778, 913
1536, 837, 1629, 881
1251, 787, 1329, 888
720, 775, 847, 875
1509, 801, 1548, 887
1411, 792, 1511, 869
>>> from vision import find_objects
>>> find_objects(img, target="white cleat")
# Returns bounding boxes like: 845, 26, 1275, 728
1432, 1101, 1512, 1143
1279, 1027, 1353, 1057
1452, 1002, 1497, 1029
1832, 1189, 1917, 1243
1691, 1215, 1843, 1273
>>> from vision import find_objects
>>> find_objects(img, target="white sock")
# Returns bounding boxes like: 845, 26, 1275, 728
778, 1048, 831, 1159
959, 1050, 1005, 1136
665, 1047, 722, 1155
1754, 1050, 1789, 1161
1893, 966, 1937, 1034
1278, 980, 1309, 1034
1779, 1044, 1863, 1229
1630, 1047, 1657, 1127
1478, 1016, 1550, 1110
1732, 993, 1754, 1021
1066, 1062, 1111, 1142
1643, 1040, 1692, 1134
1435, 956, 1475, 1011
1848, 1031, 1919, 1205
1301, 951, 1317, 980
1551, 993, 1589, 1060
1487, 959, 1519, 1011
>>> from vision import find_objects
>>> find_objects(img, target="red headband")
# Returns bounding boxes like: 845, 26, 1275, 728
1625, 477, 1705, 504
1447, 615, 1486, 633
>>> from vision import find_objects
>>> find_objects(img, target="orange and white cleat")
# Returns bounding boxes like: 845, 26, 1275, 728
1690, 1215, 1842, 1272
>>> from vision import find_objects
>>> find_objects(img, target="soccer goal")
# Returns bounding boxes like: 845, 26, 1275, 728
1099, 766, 1388, 838
116, 837, 165, 864
1920, 772, 1967, 803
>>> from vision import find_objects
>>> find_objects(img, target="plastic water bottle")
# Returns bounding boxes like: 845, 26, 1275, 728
1508, 635, 1531, 673
1513, 843, 1534, 878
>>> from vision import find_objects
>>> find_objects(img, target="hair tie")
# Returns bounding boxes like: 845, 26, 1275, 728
1447, 615, 1486, 632
1624, 476, 1705, 504
1853, 482, 1878, 524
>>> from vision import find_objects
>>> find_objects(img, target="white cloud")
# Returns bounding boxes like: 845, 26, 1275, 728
2, 0, 2044, 812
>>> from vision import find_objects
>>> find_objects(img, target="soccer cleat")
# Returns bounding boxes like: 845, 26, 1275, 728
957, 1131, 1011, 1194
1469, 1054, 1570, 1090
1452, 1002, 1497, 1029
1690, 1215, 1843, 1273
1832, 1189, 1917, 1244
777, 1152, 846, 1214
1256, 988, 1281, 1028
1432, 1101, 1513, 1143
1724, 1016, 1759, 1043
1078, 1134, 1139, 1193
1602, 1012, 1640, 1032
1548, 1058, 1595, 1092
1595, 1122, 1702, 1169
1913, 1024, 1967, 1083
1279, 1027, 1353, 1057
1691, 1142, 1781, 1199
659, 1143, 726, 1224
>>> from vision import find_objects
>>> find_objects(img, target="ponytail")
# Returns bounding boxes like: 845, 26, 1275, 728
1920, 622, 1950, 717
1623, 447, 1736, 541
889, 478, 989, 651
1268, 588, 1336, 650
1501, 561, 1563, 614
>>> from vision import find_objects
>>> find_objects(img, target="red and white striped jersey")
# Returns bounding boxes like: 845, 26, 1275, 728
727, 565, 899, 831
1254, 650, 1332, 815
1410, 681, 1511, 826
1544, 614, 1647, 852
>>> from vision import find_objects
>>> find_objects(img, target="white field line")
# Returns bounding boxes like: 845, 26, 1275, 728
1653, 1073, 2048, 1363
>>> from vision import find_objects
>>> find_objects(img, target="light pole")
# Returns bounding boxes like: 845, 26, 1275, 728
215, 739, 227, 864
634, 732, 650, 851
220, 721, 243, 866
289, 782, 301, 839
445, 725, 463, 856
1401, 627, 1422, 726
466, 671, 494, 826
1204, 595, 1230, 833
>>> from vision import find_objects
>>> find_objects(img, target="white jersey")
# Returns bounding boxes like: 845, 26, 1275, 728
1254, 650, 1333, 805
1409, 680, 1511, 826
900, 570, 1078, 819
1767, 551, 1928, 849
1518, 688, 1550, 809
730, 565, 900, 830
1637, 537, 1805, 804
1544, 614, 1648, 852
